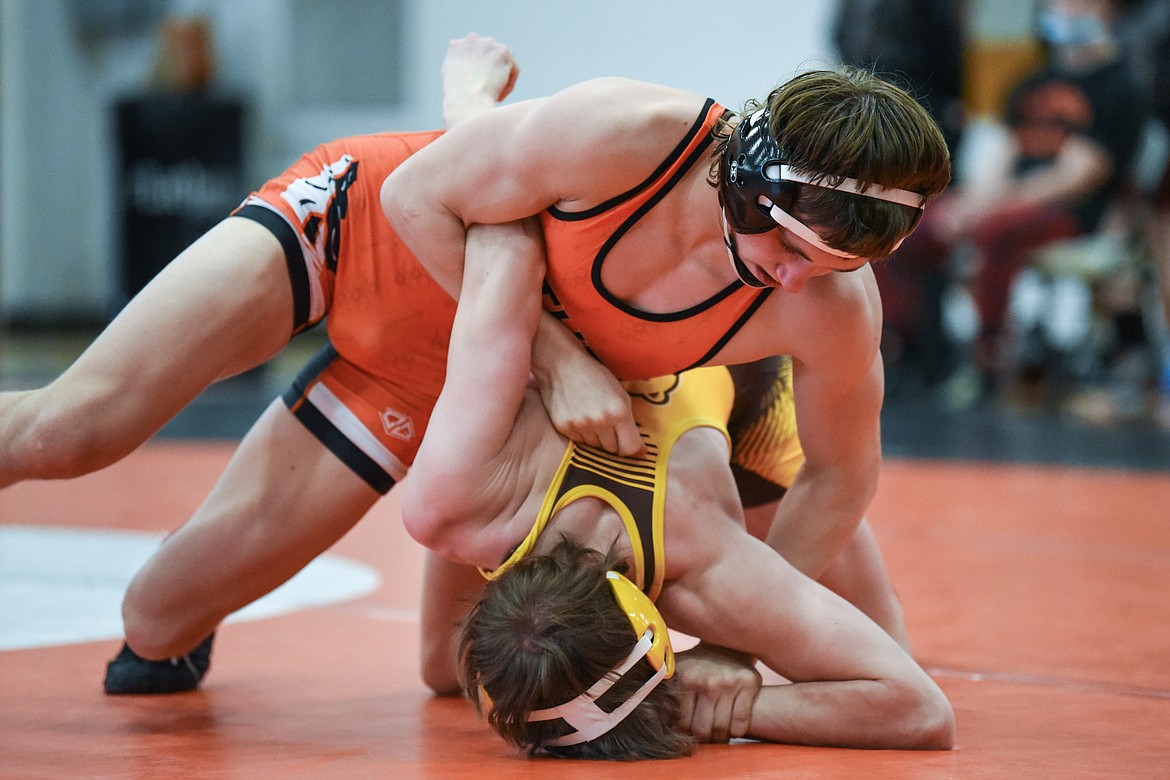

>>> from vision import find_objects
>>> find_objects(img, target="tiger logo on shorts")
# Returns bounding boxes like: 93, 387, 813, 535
280, 155, 359, 272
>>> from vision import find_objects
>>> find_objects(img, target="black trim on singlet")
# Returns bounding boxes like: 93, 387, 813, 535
547, 98, 717, 222
557, 445, 660, 595
591, 134, 765, 323
280, 343, 396, 495
235, 203, 312, 333
680, 286, 775, 370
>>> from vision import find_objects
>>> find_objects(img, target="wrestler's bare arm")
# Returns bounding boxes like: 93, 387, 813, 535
382, 79, 694, 456
659, 532, 954, 750
401, 221, 547, 561
758, 276, 885, 580
382, 77, 701, 293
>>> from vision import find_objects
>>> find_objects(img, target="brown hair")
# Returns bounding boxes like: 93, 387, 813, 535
459, 538, 693, 760
712, 66, 952, 259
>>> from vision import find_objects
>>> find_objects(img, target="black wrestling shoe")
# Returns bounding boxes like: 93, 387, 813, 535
103, 633, 215, 694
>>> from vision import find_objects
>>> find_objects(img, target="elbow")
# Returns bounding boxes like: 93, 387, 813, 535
379, 168, 411, 234
399, 476, 466, 561
380, 161, 432, 240
887, 678, 956, 750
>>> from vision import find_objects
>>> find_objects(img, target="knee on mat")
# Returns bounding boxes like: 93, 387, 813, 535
121, 594, 192, 661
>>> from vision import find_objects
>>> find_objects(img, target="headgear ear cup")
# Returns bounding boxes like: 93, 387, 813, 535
524, 570, 675, 746
720, 109, 799, 234
605, 570, 674, 677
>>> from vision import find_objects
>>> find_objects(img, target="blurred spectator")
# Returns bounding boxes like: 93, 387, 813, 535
832, 0, 968, 156
832, 0, 970, 391
1126, 0, 1170, 425
883, 0, 1151, 405
1061, 0, 1170, 425
149, 16, 216, 94
1154, 12, 1170, 427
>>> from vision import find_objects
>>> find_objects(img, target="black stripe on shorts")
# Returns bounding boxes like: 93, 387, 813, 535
281, 343, 396, 495
235, 203, 312, 333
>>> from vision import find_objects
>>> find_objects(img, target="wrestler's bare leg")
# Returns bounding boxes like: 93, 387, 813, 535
417, 551, 487, 695
0, 217, 290, 488
121, 400, 381, 659
744, 504, 910, 650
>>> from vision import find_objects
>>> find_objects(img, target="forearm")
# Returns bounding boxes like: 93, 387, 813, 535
778, 350, 883, 578
747, 679, 953, 750
995, 136, 1112, 212
763, 467, 875, 579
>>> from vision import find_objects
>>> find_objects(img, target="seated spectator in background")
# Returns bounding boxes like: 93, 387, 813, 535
833, 0, 970, 391
833, 0, 968, 158
1122, 0, 1170, 426
1154, 12, 1170, 428
877, 0, 1150, 400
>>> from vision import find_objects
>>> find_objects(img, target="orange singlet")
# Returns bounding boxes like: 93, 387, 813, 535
233, 131, 453, 493
231, 128, 799, 500
539, 99, 773, 380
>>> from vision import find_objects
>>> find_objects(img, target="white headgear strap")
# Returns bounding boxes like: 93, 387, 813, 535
769, 163, 926, 209
526, 629, 667, 747
764, 198, 911, 260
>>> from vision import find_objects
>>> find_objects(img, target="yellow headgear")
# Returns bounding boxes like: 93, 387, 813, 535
526, 570, 674, 746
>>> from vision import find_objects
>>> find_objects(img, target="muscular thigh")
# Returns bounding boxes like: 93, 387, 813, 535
42, 217, 293, 464
167, 400, 380, 613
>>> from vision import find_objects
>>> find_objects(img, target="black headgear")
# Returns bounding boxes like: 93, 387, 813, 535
718, 108, 927, 236
718, 109, 796, 234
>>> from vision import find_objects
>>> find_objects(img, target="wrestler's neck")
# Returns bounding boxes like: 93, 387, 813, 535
536, 499, 632, 565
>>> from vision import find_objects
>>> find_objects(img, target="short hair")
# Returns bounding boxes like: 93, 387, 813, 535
458, 538, 693, 760
712, 66, 952, 259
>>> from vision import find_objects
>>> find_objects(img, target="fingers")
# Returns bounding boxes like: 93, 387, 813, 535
682, 692, 734, 743
729, 688, 754, 740
446, 33, 518, 103
562, 420, 643, 458
673, 644, 761, 742
615, 420, 647, 458
595, 428, 619, 455
498, 60, 519, 101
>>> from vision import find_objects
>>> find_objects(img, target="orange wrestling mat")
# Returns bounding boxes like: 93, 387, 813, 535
2, 442, 1168, 778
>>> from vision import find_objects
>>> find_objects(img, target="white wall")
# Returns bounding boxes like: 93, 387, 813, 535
0, 1, 117, 321
0, 0, 836, 323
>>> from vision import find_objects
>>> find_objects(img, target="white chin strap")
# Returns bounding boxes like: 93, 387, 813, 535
527, 630, 667, 747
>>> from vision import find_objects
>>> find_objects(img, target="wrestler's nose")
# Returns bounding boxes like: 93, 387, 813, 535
773, 257, 814, 293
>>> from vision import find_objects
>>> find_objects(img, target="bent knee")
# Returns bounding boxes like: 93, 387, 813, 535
121, 587, 206, 661
10, 389, 128, 480
419, 638, 463, 696
420, 665, 463, 697
416, 654, 460, 696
